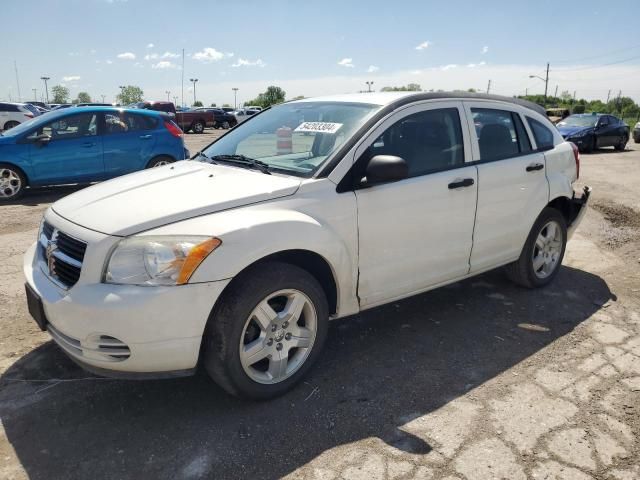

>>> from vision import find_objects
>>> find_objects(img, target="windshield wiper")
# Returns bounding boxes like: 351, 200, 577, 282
210, 154, 271, 175
193, 151, 217, 164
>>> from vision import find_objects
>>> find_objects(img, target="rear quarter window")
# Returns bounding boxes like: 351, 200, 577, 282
527, 117, 555, 150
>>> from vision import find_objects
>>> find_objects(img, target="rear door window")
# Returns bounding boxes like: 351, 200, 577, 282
471, 108, 522, 161
526, 117, 555, 150
104, 112, 156, 134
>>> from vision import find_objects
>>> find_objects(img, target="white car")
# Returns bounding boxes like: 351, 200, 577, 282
0, 102, 40, 131
24, 92, 590, 399
232, 108, 259, 124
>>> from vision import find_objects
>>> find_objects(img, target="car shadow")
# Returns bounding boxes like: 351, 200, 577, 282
0, 266, 613, 480
3, 185, 88, 206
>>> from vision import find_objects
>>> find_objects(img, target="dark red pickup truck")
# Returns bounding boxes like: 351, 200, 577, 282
133, 101, 214, 134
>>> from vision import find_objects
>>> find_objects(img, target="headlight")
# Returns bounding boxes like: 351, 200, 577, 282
570, 129, 590, 138
104, 236, 221, 286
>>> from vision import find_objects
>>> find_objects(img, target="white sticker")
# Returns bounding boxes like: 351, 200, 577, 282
294, 122, 343, 134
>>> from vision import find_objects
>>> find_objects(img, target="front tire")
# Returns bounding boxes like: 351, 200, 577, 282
505, 207, 567, 288
202, 262, 329, 399
0, 164, 26, 201
614, 135, 628, 151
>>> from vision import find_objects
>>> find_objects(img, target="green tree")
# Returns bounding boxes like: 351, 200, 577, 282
222, 103, 231, 108
246, 85, 287, 108
290, 95, 305, 101
380, 83, 421, 92
51, 85, 69, 103
117, 85, 144, 105
76, 92, 91, 103
193, 101, 203, 107
210, 103, 217, 107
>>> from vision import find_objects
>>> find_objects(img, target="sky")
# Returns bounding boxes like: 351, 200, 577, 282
2, 0, 639, 107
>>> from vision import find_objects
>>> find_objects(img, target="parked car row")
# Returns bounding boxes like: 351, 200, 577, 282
0, 106, 188, 200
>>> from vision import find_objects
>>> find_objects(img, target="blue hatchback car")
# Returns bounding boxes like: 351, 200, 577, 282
0, 107, 188, 200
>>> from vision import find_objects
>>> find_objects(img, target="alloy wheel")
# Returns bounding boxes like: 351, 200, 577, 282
532, 220, 563, 279
0, 168, 22, 199
239, 289, 317, 384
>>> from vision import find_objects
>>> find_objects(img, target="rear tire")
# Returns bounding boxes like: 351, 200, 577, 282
614, 135, 628, 151
146, 156, 175, 168
202, 261, 329, 400
3, 121, 19, 131
0, 163, 26, 201
505, 207, 567, 288
192, 120, 205, 134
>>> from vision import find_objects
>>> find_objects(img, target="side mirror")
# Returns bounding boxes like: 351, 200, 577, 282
363, 155, 408, 185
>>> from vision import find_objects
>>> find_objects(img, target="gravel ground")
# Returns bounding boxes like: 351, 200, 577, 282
0, 132, 638, 480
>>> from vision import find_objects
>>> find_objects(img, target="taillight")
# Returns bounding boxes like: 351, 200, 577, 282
569, 142, 580, 179
24, 113, 33, 118
164, 120, 183, 138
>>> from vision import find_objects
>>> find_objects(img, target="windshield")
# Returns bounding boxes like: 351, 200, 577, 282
558, 115, 598, 128
201, 101, 381, 177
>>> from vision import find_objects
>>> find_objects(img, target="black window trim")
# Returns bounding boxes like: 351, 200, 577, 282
525, 115, 557, 153
337, 103, 469, 192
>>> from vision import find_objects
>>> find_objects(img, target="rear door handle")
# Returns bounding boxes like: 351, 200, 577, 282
448, 178, 475, 189
526, 163, 544, 172
139, 134, 153, 139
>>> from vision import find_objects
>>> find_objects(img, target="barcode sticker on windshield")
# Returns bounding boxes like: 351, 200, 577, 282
294, 122, 343, 134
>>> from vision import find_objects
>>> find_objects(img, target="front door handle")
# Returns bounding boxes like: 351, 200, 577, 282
448, 178, 475, 189
526, 163, 544, 172
139, 134, 153, 139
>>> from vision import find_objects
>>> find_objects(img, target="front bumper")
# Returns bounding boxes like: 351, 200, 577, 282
23, 240, 230, 376
567, 185, 591, 239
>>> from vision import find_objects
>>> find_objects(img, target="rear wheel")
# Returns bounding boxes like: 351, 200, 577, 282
505, 207, 567, 288
614, 135, 628, 151
146, 156, 175, 168
202, 262, 329, 399
0, 164, 26, 201
192, 120, 205, 134
3, 121, 19, 131
222, 121, 230, 129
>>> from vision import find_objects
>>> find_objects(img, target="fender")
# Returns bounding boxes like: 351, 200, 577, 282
143, 205, 360, 318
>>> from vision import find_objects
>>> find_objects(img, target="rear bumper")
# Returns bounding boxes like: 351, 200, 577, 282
567, 185, 591, 239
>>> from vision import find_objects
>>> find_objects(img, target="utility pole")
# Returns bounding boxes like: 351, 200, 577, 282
32, 88, 37, 101
101, 95, 106, 103
544, 62, 549, 106
118, 85, 125, 104
486, 79, 491, 94
173, 95, 178, 106
525, 88, 528, 96
554, 85, 558, 98
189, 78, 198, 105
606, 89, 611, 104
14, 60, 22, 102
573, 91, 576, 101
40, 76, 50, 104
616, 90, 622, 114
181, 48, 185, 108
166, 90, 171, 102
365, 81, 374, 93
232, 87, 239, 109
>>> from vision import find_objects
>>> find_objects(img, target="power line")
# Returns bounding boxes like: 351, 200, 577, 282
557, 54, 640, 72
552, 43, 640, 64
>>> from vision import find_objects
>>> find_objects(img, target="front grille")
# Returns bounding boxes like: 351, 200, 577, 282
39, 221, 87, 289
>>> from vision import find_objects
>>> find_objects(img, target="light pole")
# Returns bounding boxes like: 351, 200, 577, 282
529, 62, 549, 106
118, 85, 125, 105
173, 96, 178, 106
165, 90, 171, 102
32, 88, 37, 101
365, 81, 374, 93
101, 95, 106, 103
40, 76, 50, 104
232, 87, 239, 109
189, 78, 198, 105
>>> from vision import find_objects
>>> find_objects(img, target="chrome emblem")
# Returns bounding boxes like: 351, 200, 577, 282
46, 238, 58, 273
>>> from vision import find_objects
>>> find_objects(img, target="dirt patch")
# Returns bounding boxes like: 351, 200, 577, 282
591, 200, 640, 248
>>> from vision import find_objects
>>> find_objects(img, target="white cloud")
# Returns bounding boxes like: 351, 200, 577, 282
337, 58, 354, 68
367, 65, 380, 73
441, 64, 458, 71
410, 69, 423, 75
479, 61, 486, 66
117, 52, 136, 60
89, 49, 96, 55
147, 43, 154, 48
133, 62, 144, 68
62, 75, 81, 82
193, 47, 225, 63
106, 59, 113, 64
482, 46, 489, 54
161, 51, 179, 59
152, 61, 179, 69
415, 41, 431, 51
144, 53, 159, 60
68, 52, 80, 57
232, 58, 266, 68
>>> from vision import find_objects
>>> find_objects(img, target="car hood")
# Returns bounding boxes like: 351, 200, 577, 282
52, 160, 302, 236
556, 125, 593, 137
